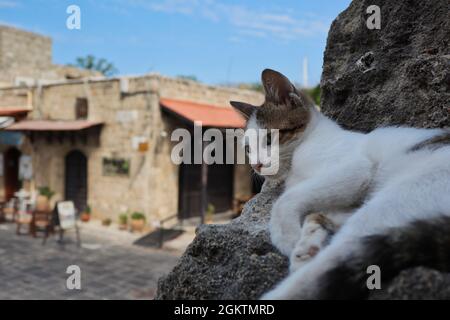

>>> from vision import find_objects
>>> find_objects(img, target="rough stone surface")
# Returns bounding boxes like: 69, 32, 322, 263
370, 267, 450, 300
156, 182, 288, 299
321, 0, 449, 132
320, 0, 450, 299
157, 0, 450, 299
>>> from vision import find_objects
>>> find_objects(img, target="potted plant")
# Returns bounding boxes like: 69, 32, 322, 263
118, 213, 128, 230
80, 205, 91, 222
205, 203, 215, 224
130, 212, 146, 232
36, 186, 55, 211
102, 218, 112, 226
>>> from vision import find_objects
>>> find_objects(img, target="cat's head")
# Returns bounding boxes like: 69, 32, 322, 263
230, 69, 314, 180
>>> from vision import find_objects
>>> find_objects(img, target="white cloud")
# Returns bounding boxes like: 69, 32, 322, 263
237, 29, 267, 39
115, 0, 330, 41
146, 0, 197, 15
0, 0, 19, 8
222, 4, 330, 39
228, 36, 243, 43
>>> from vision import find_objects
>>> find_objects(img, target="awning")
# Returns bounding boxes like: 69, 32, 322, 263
0, 107, 31, 117
0, 117, 14, 129
160, 98, 245, 128
5, 120, 103, 131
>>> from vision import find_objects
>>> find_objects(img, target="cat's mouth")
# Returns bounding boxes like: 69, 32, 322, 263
251, 161, 280, 177
252, 163, 263, 172
252, 163, 273, 175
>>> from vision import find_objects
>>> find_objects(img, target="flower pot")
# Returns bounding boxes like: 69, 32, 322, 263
130, 218, 145, 232
119, 223, 128, 230
80, 212, 90, 222
36, 195, 50, 211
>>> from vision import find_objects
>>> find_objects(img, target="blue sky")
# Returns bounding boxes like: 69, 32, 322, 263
0, 0, 351, 86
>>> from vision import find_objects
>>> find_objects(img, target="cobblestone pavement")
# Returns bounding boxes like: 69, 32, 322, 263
0, 223, 181, 300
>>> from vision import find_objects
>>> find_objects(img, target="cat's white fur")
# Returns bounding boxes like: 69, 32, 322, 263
244, 97, 450, 299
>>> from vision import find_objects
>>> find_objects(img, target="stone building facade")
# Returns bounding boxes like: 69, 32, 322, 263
0, 26, 263, 225
0, 25, 100, 87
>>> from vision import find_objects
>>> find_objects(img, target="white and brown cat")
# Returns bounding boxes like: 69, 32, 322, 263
230, 69, 450, 299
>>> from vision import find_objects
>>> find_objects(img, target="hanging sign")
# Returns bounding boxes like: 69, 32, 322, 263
19, 155, 33, 180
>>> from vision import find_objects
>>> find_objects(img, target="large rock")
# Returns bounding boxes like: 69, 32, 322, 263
156, 182, 288, 299
157, 0, 450, 299
321, 0, 449, 131
370, 268, 450, 300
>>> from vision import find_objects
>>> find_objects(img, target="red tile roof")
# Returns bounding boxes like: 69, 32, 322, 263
160, 98, 245, 128
0, 107, 32, 117
5, 120, 103, 131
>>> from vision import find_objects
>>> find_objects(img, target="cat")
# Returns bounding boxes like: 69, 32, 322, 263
230, 69, 450, 299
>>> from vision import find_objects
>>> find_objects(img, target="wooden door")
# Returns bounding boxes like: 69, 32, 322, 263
65, 150, 88, 212
178, 163, 202, 219
206, 162, 234, 213
4, 147, 21, 200
177, 137, 234, 219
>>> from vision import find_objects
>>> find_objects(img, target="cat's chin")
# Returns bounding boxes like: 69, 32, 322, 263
259, 173, 284, 183
260, 168, 289, 182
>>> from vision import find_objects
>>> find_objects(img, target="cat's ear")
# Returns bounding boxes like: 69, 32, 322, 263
261, 69, 296, 103
230, 101, 256, 120
289, 91, 315, 110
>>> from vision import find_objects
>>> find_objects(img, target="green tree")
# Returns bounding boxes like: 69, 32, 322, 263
71, 55, 118, 76
177, 75, 199, 82
237, 82, 264, 93
306, 85, 321, 106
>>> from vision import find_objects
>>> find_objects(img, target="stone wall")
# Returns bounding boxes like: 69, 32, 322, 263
0, 25, 101, 87
25, 77, 170, 222
0, 86, 29, 107
0, 25, 52, 85
1, 74, 263, 224
157, 74, 263, 107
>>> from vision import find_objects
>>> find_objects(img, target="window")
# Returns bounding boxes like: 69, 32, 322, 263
102, 158, 130, 176
75, 98, 88, 119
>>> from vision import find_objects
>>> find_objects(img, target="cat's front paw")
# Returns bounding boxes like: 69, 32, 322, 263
289, 244, 319, 273
289, 213, 333, 272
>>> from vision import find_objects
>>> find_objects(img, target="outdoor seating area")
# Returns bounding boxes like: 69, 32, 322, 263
0, 189, 81, 245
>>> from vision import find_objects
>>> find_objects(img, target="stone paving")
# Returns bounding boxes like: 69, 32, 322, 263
0, 223, 182, 300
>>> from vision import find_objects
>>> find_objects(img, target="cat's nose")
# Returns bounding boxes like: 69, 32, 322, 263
253, 163, 263, 172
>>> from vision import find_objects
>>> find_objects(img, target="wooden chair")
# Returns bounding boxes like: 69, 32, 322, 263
0, 201, 6, 223
30, 209, 53, 243
16, 210, 33, 235
15, 194, 35, 235
4, 198, 17, 222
